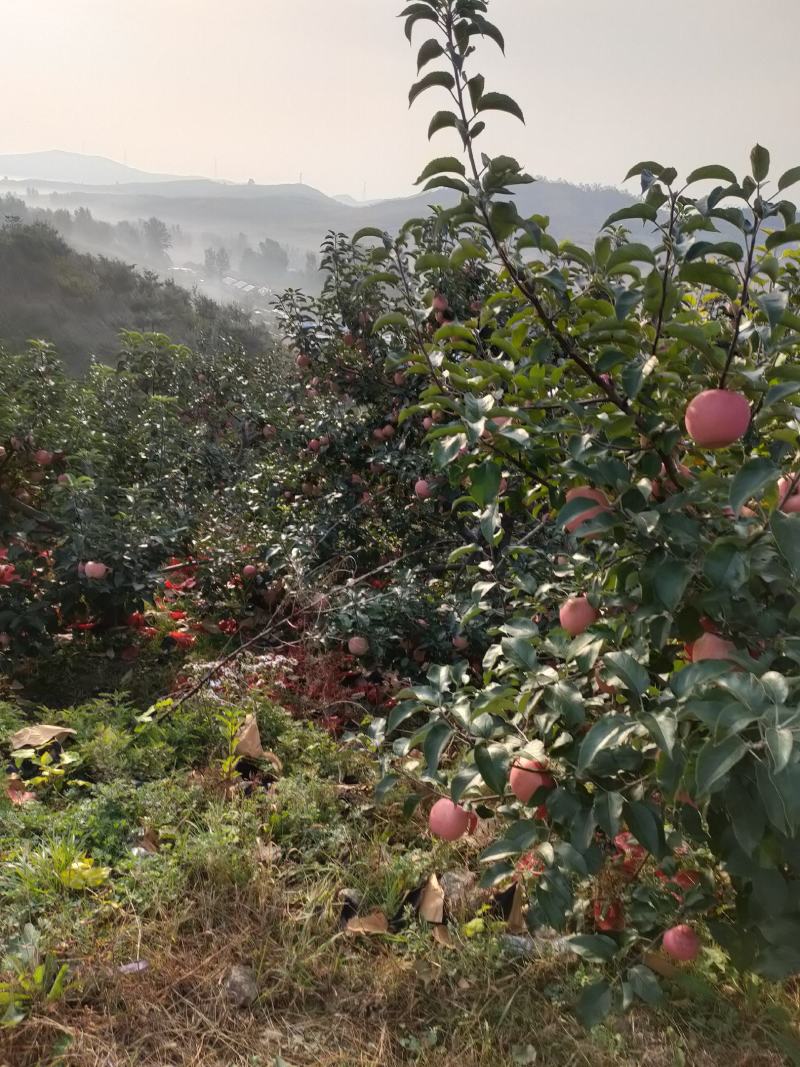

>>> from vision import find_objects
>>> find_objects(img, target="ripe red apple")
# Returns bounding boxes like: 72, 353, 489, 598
308, 438, 321, 452
348, 636, 369, 657
428, 797, 471, 840
422, 416, 434, 431
564, 486, 611, 534
57, 474, 70, 485
432, 293, 449, 312
295, 353, 311, 369
415, 479, 432, 500
262, 424, 277, 439
594, 898, 625, 933
559, 596, 598, 636
685, 389, 750, 448
778, 474, 800, 512
34, 449, 53, 467
382, 425, 395, 440
509, 758, 555, 804
662, 924, 700, 961
84, 561, 109, 580
691, 632, 737, 662
393, 371, 406, 386
371, 428, 385, 442
242, 564, 257, 579
452, 635, 469, 651
651, 462, 692, 499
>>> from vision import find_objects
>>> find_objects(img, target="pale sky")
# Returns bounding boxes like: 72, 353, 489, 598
3, 0, 799, 199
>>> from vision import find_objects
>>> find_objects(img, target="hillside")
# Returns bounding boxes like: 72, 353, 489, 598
0, 150, 191, 185
0, 221, 272, 373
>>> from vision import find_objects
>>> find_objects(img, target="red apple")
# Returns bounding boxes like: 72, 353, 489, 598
348, 636, 369, 657
432, 293, 449, 312
84, 561, 109, 580
685, 389, 750, 448
691, 632, 736, 663
415, 479, 432, 500
262, 425, 277, 439
242, 565, 257, 579
428, 797, 471, 841
34, 449, 53, 467
564, 486, 611, 534
295, 354, 311, 370
382, 425, 395, 440
778, 474, 800, 512
393, 371, 406, 386
509, 758, 555, 804
662, 924, 700, 961
559, 596, 598, 636
308, 438, 321, 452
422, 416, 434, 431
452, 635, 469, 651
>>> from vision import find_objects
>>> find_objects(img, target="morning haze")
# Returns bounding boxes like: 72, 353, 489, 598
4, 0, 799, 197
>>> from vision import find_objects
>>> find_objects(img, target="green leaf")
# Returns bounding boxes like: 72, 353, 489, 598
593, 791, 623, 837
771, 511, 800, 579
568, 935, 619, 963
409, 70, 455, 106
423, 721, 453, 776
469, 459, 502, 506
686, 164, 738, 185
402, 4, 439, 41
477, 92, 525, 124
602, 204, 658, 229
730, 458, 778, 515
606, 243, 656, 270
777, 165, 800, 192
416, 37, 444, 71
623, 161, 665, 182
627, 965, 663, 1006
474, 742, 508, 795
684, 240, 744, 262
751, 144, 770, 182
641, 712, 677, 758
472, 15, 505, 53
423, 175, 469, 194
766, 727, 793, 774
575, 979, 612, 1029
577, 716, 636, 775
654, 560, 692, 611
765, 224, 800, 250
468, 74, 485, 112
415, 157, 467, 184
428, 110, 459, 139
679, 261, 740, 299
695, 736, 748, 795
604, 650, 650, 699
624, 800, 667, 858
352, 227, 386, 243
372, 312, 409, 333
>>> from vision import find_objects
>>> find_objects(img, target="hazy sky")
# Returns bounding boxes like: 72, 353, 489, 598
3, 0, 800, 198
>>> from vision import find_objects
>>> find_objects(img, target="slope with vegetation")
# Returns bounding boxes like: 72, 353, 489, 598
2, 0, 800, 1064
0, 220, 271, 372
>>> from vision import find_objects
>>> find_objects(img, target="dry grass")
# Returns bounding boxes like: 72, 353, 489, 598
3, 862, 798, 1067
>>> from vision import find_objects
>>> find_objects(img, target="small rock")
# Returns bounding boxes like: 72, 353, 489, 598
440, 869, 482, 916
223, 964, 258, 1008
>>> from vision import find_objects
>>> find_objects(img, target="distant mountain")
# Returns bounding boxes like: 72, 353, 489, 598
0, 150, 191, 186
0, 150, 641, 259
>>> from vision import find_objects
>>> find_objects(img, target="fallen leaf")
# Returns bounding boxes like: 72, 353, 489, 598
419, 873, 445, 924
234, 714, 264, 759
345, 910, 389, 935
255, 838, 282, 864
138, 829, 160, 854
5, 779, 36, 806
432, 924, 455, 948
118, 960, 149, 974
507, 881, 527, 935
643, 949, 680, 979
10, 724, 77, 750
